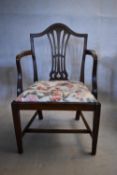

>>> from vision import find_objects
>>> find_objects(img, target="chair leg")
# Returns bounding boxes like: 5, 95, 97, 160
38, 110, 43, 120
11, 102, 23, 154
92, 104, 101, 155
75, 111, 81, 120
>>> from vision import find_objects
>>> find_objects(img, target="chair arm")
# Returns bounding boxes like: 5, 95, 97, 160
85, 49, 98, 98
16, 50, 32, 61
16, 50, 32, 96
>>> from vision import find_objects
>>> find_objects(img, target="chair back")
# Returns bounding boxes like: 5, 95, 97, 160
30, 23, 88, 81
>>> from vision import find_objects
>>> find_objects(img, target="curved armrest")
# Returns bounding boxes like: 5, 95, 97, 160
16, 50, 32, 60
16, 50, 33, 96
85, 49, 98, 98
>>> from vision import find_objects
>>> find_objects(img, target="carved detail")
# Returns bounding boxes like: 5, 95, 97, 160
47, 29, 70, 80
30, 23, 88, 81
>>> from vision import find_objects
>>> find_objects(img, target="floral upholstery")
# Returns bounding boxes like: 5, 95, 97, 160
16, 81, 97, 103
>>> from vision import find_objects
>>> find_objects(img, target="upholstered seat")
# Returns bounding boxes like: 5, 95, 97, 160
16, 81, 97, 103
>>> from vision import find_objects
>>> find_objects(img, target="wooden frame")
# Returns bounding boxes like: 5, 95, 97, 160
11, 23, 101, 155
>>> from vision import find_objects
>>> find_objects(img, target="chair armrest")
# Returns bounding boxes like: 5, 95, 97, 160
85, 49, 98, 98
16, 50, 32, 60
16, 50, 32, 96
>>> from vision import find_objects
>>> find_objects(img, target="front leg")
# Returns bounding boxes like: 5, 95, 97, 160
11, 102, 23, 153
92, 104, 101, 155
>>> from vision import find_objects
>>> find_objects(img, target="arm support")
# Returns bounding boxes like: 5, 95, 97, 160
85, 49, 98, 99
16, 50, 35, 96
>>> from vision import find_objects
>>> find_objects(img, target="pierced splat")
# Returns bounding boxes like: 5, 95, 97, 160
47, 29, 70, 80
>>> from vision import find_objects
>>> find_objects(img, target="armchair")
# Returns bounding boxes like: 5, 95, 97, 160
11, 23, 101, 155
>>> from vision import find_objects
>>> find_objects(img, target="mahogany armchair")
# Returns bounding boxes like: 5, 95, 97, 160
11, 23, 101, 155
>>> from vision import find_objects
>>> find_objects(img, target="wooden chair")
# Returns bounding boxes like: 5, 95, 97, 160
11, 23, 101, 155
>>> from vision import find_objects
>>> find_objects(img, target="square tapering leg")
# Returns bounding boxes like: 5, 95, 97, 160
92, 104, 101, 155
11, 102, 23, 153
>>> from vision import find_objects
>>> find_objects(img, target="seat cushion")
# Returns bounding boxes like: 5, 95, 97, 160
16, 81, 97, 103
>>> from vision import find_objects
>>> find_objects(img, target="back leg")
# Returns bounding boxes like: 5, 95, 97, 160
38, 110, 43, 120
75, 111, 81, 120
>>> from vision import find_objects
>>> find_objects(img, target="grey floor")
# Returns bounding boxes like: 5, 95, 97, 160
0, 95, 117, 175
